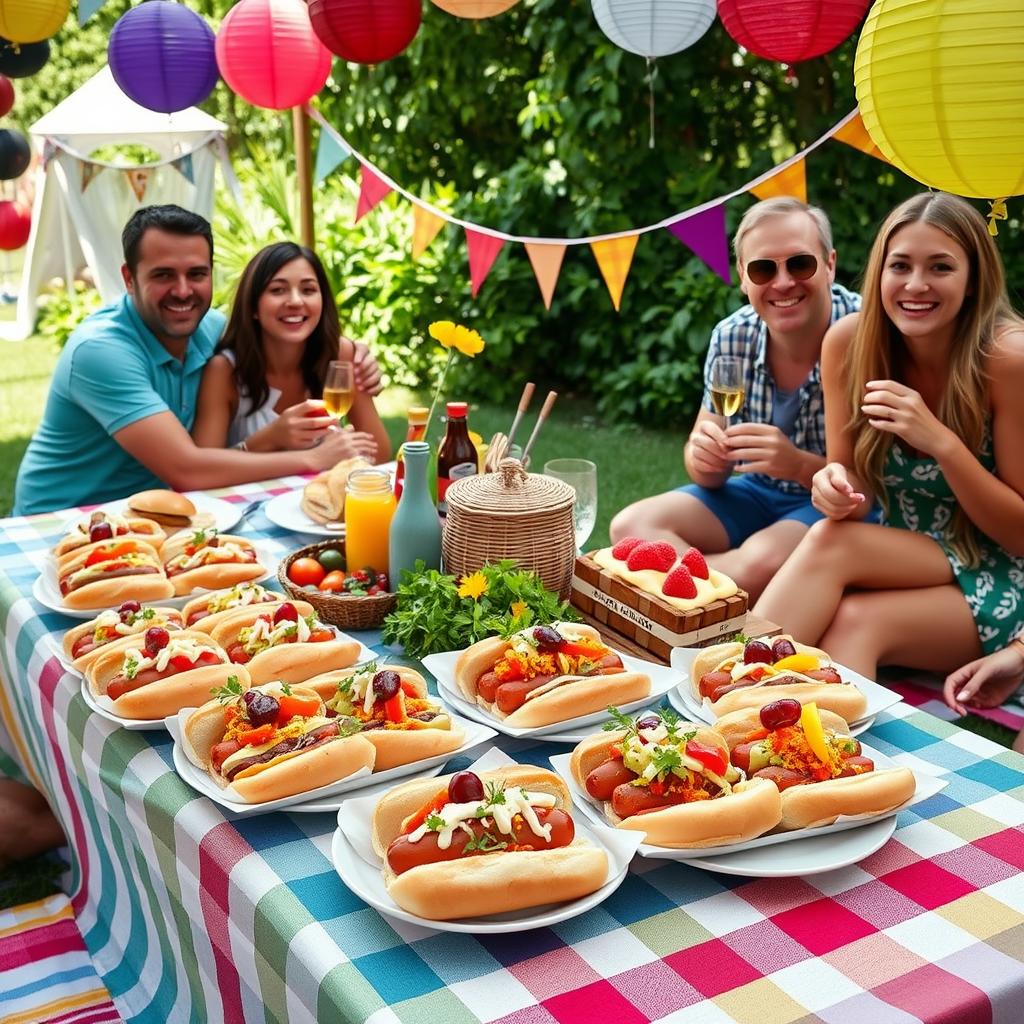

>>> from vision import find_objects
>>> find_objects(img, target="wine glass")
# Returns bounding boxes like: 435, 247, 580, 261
323, 360, 354, 425
544, 458, 597, 552
710, 356, 745, 428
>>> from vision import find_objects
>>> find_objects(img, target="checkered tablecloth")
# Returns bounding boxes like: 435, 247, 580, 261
2, 479, 1024, 1024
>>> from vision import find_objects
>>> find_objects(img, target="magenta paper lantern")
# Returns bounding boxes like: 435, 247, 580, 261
0, 200, 30, 250
216, 0, 332, 110
308, 0, 421, 64
108, 1, 218, 114
717, 0, 871, 64
0, 73, 13, 116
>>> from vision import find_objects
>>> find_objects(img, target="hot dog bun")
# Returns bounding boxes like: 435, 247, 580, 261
302, 667, 466, 771
183, 683, 377, 803
86, 630, 248, 720
370, 766, 608, 920
126, 489, 196, 529
55, 515, 167, 560
454, 622, 651, 728
181, 584, 284, 634
162, 533, 265, 596
569, 728, 782, 848
57, 540, 175, 610
63, 606, 184, 672
714, 706, 917, 830
690, 635, 868, 723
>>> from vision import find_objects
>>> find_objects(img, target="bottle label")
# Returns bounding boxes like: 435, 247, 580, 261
437, 463, 477, 515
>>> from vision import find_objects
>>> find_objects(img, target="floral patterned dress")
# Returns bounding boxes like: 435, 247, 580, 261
881, 438, 1024, 654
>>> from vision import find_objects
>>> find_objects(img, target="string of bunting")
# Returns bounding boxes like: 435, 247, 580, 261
308, 105, 889, 311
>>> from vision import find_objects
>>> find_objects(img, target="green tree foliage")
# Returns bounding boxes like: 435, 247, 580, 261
16, 0, 1024, 424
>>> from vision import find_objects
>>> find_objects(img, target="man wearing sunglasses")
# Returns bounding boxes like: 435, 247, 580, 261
611, 197, 861, 600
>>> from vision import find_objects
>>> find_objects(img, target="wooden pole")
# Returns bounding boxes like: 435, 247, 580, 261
292, 105, 315, 249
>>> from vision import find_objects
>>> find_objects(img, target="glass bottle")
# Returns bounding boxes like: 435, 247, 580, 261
436, 401, 478, 516
345, 468, 396, 579
394, 406, 429, 499
388, 441, 442, 587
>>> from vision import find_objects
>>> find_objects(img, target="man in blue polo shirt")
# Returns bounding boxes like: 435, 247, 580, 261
15, 205, 365, 515
611, 198, 861, 600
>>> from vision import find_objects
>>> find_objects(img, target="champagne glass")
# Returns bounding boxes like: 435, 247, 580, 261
323, 360, 355, 425
544, 458, 597, 552
710, 356, 745, 428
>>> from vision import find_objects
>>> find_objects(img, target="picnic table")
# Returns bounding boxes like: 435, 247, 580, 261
2, 476, 1024, 1024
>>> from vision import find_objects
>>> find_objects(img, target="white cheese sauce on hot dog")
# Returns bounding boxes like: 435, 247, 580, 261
407, 787, 557, 850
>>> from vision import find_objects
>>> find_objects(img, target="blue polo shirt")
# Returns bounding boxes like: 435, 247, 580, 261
14, 295, 225, 515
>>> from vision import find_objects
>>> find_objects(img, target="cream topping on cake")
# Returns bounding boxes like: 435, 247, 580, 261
591, 547, 738, 611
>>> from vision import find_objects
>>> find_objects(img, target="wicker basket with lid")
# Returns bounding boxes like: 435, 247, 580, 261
442, 459, 577, 599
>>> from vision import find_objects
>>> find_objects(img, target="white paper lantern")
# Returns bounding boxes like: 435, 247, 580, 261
592, 0, 716, 58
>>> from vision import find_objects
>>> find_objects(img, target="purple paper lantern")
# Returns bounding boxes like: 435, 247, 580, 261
108, 1, 218, 114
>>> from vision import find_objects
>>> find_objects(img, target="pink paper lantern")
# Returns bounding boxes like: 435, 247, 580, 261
216, 0, 332, 110
0, 200, 30, 250
308, 0, 421, 64
717, 0, 871, 64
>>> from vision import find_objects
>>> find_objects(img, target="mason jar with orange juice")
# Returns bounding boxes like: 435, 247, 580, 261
345, 468, 396, 578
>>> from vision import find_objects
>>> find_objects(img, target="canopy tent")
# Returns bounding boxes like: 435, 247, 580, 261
1, 66, 229, 341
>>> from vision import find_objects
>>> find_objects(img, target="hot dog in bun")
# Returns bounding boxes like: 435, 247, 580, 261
54, 510, 166, 561
209, 602, 361, 685
570, 707, 782, 848
183, 679, 376, 803
161, 529, 264, 596
182, 582, 284, 633
85, 626, 246, 720
714, 699, 917, 830
454, 622, 650, 728
63, 601, 184, 672
691, 634, 868, 722
370, 766, 608, 920
304, 663, 466, 771
58, 539, 175, 610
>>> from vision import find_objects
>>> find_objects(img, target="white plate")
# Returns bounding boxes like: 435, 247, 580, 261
166, 708, 496, 817
331, 751, 643, 933
669, 645, 903, 728
422, 647, 682, 740
264, 490, 347, 539
549, 746, 945, 873
104, 492, 243, 534
80, 675, 166, 731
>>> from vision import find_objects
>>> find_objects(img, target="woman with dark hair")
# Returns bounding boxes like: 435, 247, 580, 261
192, 242, 390, 461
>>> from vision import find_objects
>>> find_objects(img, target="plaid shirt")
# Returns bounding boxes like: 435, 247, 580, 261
701, 283, 861, 495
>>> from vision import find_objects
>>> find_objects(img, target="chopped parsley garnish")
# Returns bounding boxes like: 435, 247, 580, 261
425, 813, 446, 832
212, 677, 245, 704
464, 831, 508, 854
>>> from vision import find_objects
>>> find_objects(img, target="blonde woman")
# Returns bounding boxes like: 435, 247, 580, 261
755, 193, 1024, 682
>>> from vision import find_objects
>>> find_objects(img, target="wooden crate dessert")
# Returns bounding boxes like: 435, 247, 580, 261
572, 545, 748, 662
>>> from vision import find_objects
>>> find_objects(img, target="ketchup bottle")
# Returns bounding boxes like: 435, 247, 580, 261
394, 406, 428, 499
436, 402, 477, 515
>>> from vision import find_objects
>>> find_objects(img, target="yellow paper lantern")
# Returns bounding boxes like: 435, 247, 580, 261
0, 0, 69, 44
430, 0, 519, 17
855, 0, 1024, 199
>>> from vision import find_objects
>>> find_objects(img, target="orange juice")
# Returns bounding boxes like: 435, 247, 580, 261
345, 469, 396, 576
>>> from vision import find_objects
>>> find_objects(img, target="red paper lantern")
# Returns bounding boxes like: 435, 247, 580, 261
717, 0, 871, 64
0, 73, 13, 116
308, 0, 421, 64
216, 0, 332, 110
0, 200, 30, 250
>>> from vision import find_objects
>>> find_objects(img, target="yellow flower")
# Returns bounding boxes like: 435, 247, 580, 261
510, 600, 528, 618
428, 320, 485, 358
429, 321, 458, 347
457, 571, 489, 600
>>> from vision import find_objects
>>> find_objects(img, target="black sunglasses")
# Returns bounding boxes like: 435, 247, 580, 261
745, 253, 819, 285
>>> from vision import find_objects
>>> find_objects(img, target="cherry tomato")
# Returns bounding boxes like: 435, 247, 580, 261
288, 558, 326, 587
759, 699, 803, 731
273, 602, 299, 624
448, 771, 485, 804
319, 570, 347, 593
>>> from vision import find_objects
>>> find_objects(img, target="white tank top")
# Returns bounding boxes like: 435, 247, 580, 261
220, 349, 283, 448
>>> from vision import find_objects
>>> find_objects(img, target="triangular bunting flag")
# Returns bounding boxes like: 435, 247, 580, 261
834, 112, 889, 164
465, 229, 505, 298
315, 129, 350, 185
78, 0, 106, 26
667, 205, 731, 284
80, 161, 102, 192
524, 242, 566, 310
412, 206, 445, 260
591, 235, 639, 312
355, 164, 393, 223
124, 168, 152, 203
172, 153, 195, 184
751, 160, 807, 203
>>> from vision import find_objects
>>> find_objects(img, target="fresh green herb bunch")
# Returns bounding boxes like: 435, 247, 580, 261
381, 560, 579, 658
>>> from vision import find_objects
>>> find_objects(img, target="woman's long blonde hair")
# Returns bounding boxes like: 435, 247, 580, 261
848, 192, 1019, 566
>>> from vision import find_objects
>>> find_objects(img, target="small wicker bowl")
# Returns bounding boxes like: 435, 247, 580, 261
278, 540, 397, 631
